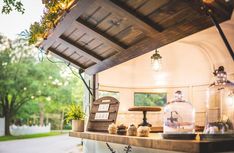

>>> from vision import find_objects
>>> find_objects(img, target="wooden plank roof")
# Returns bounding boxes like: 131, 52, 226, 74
40, 0, 234, 75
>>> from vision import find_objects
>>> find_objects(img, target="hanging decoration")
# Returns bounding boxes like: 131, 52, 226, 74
210, 66, 234, 87
28, 0, 77, 45
151, 49, 162, 71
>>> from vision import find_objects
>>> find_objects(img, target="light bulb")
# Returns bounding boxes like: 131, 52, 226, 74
60, 3, 67, 10
152, 59, 161, 71
203, 0, 214, 3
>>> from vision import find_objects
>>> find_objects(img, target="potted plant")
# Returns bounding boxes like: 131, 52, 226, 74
65, 104, 85, 132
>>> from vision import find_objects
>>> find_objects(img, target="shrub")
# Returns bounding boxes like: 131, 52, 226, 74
65, 104, 85, 123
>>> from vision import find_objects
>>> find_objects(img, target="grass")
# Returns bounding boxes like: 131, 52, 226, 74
0, 131, 65, 142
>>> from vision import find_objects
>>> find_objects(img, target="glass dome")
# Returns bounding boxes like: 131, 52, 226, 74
163, 91, 195, 134
204, 66, 234, 134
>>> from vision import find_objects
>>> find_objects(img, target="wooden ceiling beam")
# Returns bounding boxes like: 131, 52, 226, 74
84, 14, 226, 75
73, 21, 125, 52
57, 37, 102, 63
40, 0, 95, 51
48, 47, 85, 70
109, 0, 163, 32
85, 37, 156, 75
41, 0, 233, 75
95, 0, 159, 37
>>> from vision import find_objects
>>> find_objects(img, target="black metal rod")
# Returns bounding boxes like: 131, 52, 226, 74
208, 12, 234, 60
124, 145, 132, 153
92, 74, 96, 100
106, 143, 116, 153
78, 70, 93, 97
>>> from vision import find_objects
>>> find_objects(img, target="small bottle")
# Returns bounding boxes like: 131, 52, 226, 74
163, 91, 195, 134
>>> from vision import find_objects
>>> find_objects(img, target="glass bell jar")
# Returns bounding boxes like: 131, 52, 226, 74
163, 91, 195, 134
204, 66, 234, 134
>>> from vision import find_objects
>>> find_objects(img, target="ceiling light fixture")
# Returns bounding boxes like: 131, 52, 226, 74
151, 49, 162, 71
210, 66, 234, 88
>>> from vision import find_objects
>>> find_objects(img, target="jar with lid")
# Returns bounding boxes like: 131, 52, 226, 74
204, 66, 234, 134
163, 91, 195, 134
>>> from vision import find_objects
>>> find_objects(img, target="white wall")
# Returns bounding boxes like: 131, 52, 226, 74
99, 85, 208, 127
0, 118, 5, 136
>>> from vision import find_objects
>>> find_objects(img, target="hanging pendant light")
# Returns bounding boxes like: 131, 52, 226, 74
210, 66, 234, 88
212, 66, 227, 86
151, 50, 162, 71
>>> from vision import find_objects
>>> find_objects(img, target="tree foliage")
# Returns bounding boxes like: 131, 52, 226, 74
15, 59, 84, 127
0, 35, 39, 134
1, 0, 76, 44
0, 35, 84, 134
1, 0, 25, 14
134, 93, 167, 106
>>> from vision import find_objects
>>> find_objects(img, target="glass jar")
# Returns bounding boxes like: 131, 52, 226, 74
204, 66, 234, 134
205, 87, 234, 134
163, 91, 195, 134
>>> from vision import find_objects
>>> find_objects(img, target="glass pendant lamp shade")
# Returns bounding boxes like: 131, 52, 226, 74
151, 50, 162, 71
212, 66, 227, 86
152, 58, 161, 71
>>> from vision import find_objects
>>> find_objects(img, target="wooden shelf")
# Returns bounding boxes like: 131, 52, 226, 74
90, 119, 114, 122
70, 131, 234, 153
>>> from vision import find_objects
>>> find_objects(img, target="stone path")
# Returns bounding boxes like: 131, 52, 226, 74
0, 134, 82, 153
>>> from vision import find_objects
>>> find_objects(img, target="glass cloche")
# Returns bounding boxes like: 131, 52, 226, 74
163, 91, 195, 134
204, 66, 234, 134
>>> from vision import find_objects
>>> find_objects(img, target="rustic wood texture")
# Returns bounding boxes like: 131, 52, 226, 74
40, 0, 234, 75
87, 96, 120, 132
128, 106, 161, 112
69, 131, 234, 153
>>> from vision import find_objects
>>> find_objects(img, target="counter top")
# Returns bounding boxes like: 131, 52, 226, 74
69, 131, 234, 153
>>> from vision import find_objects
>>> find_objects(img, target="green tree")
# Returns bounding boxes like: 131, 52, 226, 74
0, 35, 84, 134
29, 59, 83, 126
12, 59, 84, 129
0, 36, 39, 135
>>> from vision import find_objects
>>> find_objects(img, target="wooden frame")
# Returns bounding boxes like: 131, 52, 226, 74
87, 96, 120, 132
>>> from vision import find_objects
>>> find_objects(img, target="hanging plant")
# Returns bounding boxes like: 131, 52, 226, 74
29, 22, 46, 45
28, 0, 76, 45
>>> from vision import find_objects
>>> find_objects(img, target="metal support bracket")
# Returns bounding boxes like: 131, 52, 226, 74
106, 142, 132, 153
202, 5, 234, 60
124, 145, 132, 153
79, 69, 93, 97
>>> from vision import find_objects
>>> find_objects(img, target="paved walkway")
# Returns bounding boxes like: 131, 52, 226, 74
0, 134, 82, 153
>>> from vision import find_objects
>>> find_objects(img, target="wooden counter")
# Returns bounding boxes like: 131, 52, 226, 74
70, 132, 234, 153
